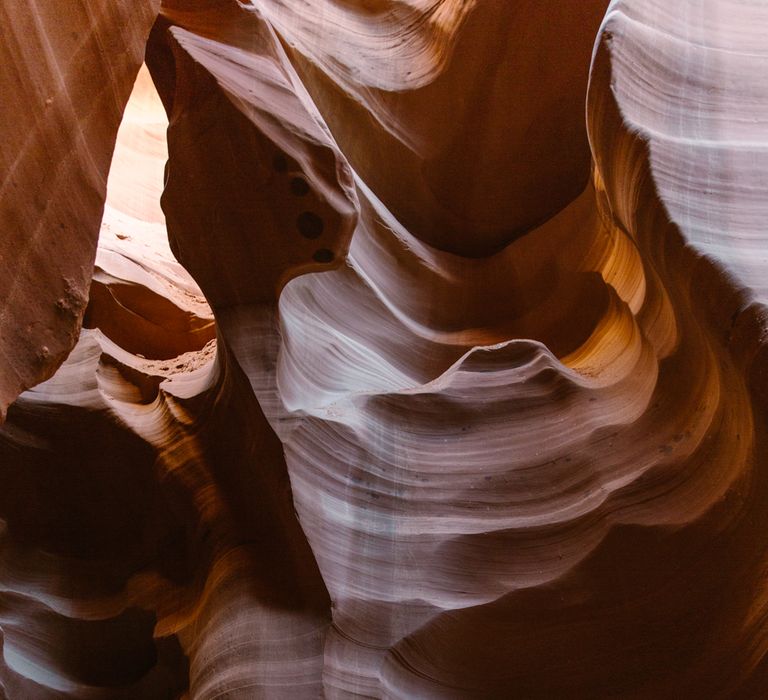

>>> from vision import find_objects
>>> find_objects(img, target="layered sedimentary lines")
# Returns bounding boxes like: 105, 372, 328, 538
261, 0, 610, 256
2, 0, 768, 697
0, 0, 160, 419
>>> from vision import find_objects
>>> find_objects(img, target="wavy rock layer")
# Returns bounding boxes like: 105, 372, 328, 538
2, 0, 768, 697
0, 0, 160, 419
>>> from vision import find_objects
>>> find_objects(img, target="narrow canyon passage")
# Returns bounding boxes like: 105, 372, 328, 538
1, 1, 768, 698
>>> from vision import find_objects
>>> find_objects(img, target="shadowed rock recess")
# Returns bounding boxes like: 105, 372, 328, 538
1, 0, 768, 697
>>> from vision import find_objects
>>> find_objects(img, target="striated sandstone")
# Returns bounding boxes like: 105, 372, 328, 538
1, 0, 768, 697
0, 0, 160, 419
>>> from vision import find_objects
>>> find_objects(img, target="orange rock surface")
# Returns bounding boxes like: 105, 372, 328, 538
2, 1, 768, 697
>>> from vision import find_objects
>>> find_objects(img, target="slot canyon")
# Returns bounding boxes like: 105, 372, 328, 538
1, 1, 768, 697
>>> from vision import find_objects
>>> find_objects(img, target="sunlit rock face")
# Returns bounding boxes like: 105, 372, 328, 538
0, 0, 160, 419
2, 0, 768, 697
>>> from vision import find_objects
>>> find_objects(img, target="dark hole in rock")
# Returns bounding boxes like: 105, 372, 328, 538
290, 177, 310, 196
297, 211, 324, 239
313, 248, 334, 263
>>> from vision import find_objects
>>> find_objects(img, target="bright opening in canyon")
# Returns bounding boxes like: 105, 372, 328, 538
84, 65, 216, 364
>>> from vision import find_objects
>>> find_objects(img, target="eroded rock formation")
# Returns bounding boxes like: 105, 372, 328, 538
0, 0, 160, 419
2, 0, 768, 697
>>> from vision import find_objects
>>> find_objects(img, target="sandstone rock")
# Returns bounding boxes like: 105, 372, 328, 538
2, 0, 768, 697
0, 0, 160, 419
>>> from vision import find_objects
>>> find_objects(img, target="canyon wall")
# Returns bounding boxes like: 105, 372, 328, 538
1, 1, 768, 697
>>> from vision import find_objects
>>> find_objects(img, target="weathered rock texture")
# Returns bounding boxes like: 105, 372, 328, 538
0, 0, 160, 419
2, 0, 768, 697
